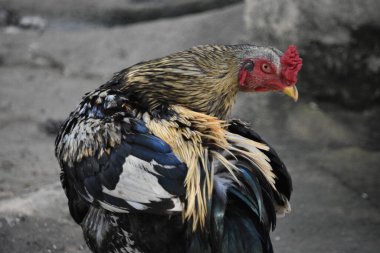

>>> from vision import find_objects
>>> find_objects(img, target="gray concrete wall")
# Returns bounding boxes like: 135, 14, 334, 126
245, 0, 380, 109
0, 0, 242, 24
244, 0, 380, 46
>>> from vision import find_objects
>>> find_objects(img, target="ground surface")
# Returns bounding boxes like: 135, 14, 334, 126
0, 2, 379, 253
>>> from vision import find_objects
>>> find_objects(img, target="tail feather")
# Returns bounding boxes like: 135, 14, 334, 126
222, 203, 273, 253
239, 167, 269, 227
187, 119, 293, 252
190, 161, 276, 253
210, 175, 228, 252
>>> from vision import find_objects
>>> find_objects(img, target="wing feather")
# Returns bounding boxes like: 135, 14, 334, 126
56, 90, 187, 215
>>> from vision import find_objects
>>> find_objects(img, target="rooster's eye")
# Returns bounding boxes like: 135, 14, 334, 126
244, 61, 254, 72
261, 63, 271, 73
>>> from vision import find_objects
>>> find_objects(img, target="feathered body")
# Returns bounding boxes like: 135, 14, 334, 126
55, 45, 301, 253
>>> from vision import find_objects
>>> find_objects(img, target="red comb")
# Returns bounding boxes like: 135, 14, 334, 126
280, 45, 302, 84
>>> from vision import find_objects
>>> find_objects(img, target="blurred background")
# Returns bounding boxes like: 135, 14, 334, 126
0, 0, 379, 252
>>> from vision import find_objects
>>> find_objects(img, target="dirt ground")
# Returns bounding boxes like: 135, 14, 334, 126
0, 3, 379, 253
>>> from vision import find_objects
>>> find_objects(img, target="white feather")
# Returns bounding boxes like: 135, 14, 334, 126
101, 156, 183, 211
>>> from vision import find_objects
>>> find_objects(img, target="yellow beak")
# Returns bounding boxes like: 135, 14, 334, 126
282, 86, 299, 102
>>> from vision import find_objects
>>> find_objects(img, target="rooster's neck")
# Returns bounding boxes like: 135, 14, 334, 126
121, 73, 239, 120
112, 45, 243, 119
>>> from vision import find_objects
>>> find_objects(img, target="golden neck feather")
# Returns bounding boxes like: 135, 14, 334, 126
118, 45, 243, 119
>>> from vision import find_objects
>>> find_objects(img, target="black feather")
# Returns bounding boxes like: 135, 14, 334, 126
228, 119, 293, 202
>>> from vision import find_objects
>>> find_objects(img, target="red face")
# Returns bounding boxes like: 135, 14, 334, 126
238, 45, 302, 93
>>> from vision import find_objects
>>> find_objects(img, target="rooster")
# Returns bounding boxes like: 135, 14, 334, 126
55, 44, 302, 253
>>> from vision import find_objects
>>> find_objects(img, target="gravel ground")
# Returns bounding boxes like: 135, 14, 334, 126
0, 3, 379, 253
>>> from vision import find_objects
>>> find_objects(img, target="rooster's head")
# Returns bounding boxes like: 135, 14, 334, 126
238, 45, 302, 101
